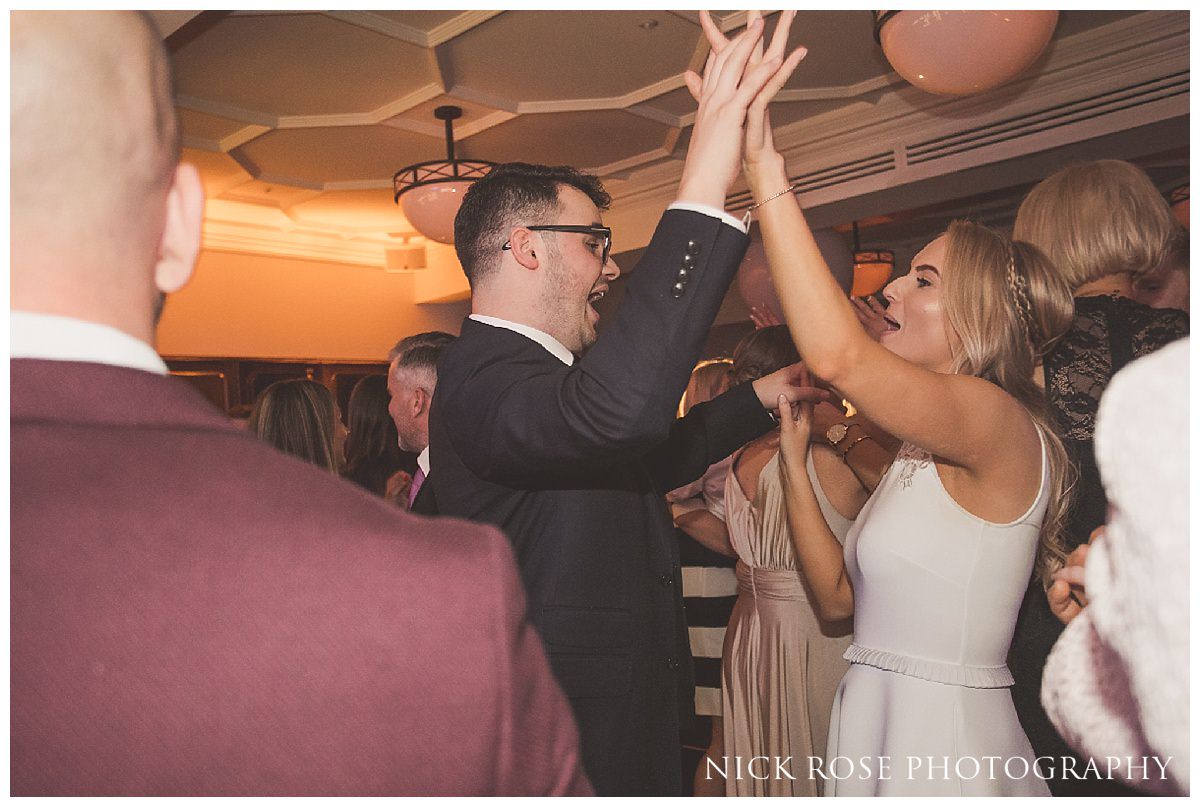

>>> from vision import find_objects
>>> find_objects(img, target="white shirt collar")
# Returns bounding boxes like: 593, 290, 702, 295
10, 310, 168, 375
468, 314, 575, 367
416, 445, 430, 476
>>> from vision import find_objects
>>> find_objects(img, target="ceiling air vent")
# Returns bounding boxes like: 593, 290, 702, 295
906, 71, 1189, 166
726, 151, 896, 213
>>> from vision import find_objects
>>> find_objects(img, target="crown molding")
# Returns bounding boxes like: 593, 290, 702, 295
624, 103, 685, 128
380, 106, 516, 140
516, 73, 689, 114
202, 222, 387, 268
440, 84, 519, 114
775, 72, 905, 103
426, 10, 504, 47
202, 200, 399, 268
176, 94, 277, 128
324, 10, 501, 49
274, 82, 446, 131
253, 171, 324, 193
323, 178, 394, 192
323, 10, 427, 48
585, 145, 674, 177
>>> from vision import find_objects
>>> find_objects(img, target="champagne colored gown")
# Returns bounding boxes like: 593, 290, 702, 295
721, 449, 853, 796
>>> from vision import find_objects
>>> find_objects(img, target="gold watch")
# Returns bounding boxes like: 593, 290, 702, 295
826, 422, 850, 448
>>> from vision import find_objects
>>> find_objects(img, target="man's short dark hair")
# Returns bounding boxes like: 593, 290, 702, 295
454, 163, 611, 288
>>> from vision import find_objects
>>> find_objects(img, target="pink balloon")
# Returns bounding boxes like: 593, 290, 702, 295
879, 11, 1058, 97
736, 229, 854, 319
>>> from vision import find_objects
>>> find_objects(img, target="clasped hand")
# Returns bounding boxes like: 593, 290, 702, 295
678, 11, 808, 208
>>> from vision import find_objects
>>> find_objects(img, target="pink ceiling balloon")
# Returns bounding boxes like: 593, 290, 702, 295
736, 229, 854, 320
877, 10, 1058, 97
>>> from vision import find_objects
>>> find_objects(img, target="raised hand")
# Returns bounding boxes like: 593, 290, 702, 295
743, 12, 806, 175
851, 296, 890, 342
749, 304, 783, 329
676, 12, 800, 209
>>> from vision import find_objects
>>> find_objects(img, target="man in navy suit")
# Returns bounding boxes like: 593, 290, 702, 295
429, 17, 811, 795
11, 11, 588, 795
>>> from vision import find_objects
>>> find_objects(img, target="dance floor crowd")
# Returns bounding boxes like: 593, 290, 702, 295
11, 11, 1189, 797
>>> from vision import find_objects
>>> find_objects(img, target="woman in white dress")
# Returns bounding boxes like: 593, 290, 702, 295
690, 11, 1076, 795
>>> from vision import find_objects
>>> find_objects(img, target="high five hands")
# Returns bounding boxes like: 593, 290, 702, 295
677, 11, 808, 209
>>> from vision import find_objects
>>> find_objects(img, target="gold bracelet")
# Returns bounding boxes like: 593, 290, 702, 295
840, 434, 871, 460
741, 182, 799, 226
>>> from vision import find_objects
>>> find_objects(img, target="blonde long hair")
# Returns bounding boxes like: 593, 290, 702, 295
678, 358, 733, 417
941, 220, 1076, 584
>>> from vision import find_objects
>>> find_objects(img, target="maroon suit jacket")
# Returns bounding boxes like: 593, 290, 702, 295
11, 359, 591, 796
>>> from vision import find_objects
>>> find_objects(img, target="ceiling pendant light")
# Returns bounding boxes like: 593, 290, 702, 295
850, 221, 894, 298
393, 105, 495, 244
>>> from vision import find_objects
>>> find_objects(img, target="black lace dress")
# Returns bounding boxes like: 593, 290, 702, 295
1008, 295, 1188, 796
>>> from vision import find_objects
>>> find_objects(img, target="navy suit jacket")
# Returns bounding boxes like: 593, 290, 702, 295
429, 209, 774, 794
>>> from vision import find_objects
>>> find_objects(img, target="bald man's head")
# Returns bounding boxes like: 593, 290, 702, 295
12, 11, 199, 339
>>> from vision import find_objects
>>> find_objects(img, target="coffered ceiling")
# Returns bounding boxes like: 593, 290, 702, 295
154, 10, 1188, 271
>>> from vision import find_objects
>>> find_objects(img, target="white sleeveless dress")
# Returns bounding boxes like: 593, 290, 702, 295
825, 436, 1051, 796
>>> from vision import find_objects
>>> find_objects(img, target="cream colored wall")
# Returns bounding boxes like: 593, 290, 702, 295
155, 249, 471, 361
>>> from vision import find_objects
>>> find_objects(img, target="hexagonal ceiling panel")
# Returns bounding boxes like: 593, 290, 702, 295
635, 87, 698, 119
233, 126, 444, 187
370, 11, 463, 31
735, 11, 893, 90
171, 13, 435, 117
438, 11, 699, 103
179, 108, 254, 145
459, 110, 673, 170
385, 95, 506, 136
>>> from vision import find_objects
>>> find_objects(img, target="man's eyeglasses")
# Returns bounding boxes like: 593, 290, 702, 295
502, 225, 612, 266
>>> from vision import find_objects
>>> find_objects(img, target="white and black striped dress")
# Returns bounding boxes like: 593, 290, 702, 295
668, 455, 737, 717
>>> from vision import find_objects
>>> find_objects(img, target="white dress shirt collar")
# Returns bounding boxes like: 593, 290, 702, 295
10, 310, 168, 375
416, 445, 431, 476
468, 314, 575, 367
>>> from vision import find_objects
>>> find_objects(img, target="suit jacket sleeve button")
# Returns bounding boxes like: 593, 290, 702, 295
671, 281, 686, 297
660, 573, 672, 586
667, 656, 680, 670
686, 240, 701, 255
